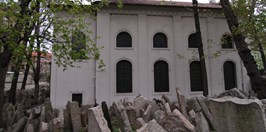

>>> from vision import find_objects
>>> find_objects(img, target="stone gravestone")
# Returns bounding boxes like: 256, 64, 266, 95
88, 106, 111, 132
101, 101, 113, 131
163, 109, 195, 132
113, 101, 132, 132
209, 97, 266, 132
66, 101, 81, 132
136, 119, 167, 132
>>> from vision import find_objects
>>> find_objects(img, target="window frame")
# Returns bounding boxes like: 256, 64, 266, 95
189, 61, 204, 92
221, 34, 234, 49
223, 61, 237, 90
116, 60, 133, 94
116, 31, 132, 48
153, 32, 168, 48
71, 31, 87, 60
154, 60, 170, 93
188, 33, 198, 49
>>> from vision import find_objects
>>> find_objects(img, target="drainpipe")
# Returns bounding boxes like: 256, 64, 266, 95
94, 11, 98, 105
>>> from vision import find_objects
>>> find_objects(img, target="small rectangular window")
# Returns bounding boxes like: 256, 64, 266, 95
72, 93, 82, 107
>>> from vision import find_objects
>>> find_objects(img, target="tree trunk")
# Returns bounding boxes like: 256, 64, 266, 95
221, 0, 266, 99
257, 41, 266, 73
192, 0, 209, 96
0, 49, 12, 128
8, 67, 20, 105
21, 53, 32, 90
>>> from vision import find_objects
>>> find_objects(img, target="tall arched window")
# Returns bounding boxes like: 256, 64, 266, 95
116, 60, 132, 93
71, 31, 86, 59
116, 32, 132, 47
188, 33, 198, 48
154, 60, 169, 92
190, 61, 203, 91
221, 34, 233, 49
224, 61, 236, 90
153, 33, 168, 48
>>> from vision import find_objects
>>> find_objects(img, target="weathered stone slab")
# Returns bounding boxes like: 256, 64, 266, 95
125, 106, 137, 125
88, 106, 111, 132
133, 96, 151, 117
163, 109, 195, 132
136, 119, 167, 132
162, 95, 171, 105
66, 101, 81, 132
26, 123, 34, 132
164, 103, 172, 115
113, 101, 132, 132
101, 101, 113, 131
187, 97, 201, 112
63, 109, 71, 130
196, 96, 216, 130
209, 97, 266, 132
40, 122, 48, 132
143, 101, 160, 122
195, 112, 209, 132
153, 110, 166, 126
217, 88, 248, 99
49, 118, 63, 132
135, 118, 146, 129
180, 95, 189, 118
12, 117, 28, 132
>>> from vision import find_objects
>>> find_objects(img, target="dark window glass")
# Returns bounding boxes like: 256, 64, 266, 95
72, 93, 82, 107
154, 61, 169, 92
116, 60, 132, 93
116, 32, 132, 47
153, 33, 167, 48
188, 33, 198, 48
190, 61, 203, 91
71, 31, 86, 59
224, 61, 236, 90
221, 34, 233, 49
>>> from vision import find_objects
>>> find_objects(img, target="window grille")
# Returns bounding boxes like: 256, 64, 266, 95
153, 33, 167, 48
116, 60, 132, 93
190, 61, 203, 91
154, 61, 169, 92
188, 33, 198, 48
224, 61, 236, 90
116, 32, 132, 47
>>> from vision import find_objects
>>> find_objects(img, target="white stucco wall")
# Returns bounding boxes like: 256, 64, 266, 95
51, 5, 251, 108
50, 14, 97, 108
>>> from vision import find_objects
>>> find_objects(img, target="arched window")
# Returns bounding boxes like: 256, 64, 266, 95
154, 60, 169, 92
116, 32, 132, 47
116, 60, 132, 93
221, 34, 233, 49
224, 61, 236, 90
190, 61, 203, 91
153, 33, 167, 48
188, 33, 198, 48
71, 31, 86, 59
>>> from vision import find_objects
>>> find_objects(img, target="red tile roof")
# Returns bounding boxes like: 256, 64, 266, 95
109, 0, 221, 9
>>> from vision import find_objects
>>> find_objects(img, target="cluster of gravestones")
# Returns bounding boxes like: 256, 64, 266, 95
1, 88, 266, 132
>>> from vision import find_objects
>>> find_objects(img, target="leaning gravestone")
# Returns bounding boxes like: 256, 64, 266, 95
209, 97, 266, 132
88, 106, 111, 132
66, 101, 81, 132
101, 101, 113, 131
113, 101, 132, 132
136, 119, 167, 132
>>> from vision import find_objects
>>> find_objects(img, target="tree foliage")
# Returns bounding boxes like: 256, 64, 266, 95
229, 0, 266, 70
0, 0, 111, 128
